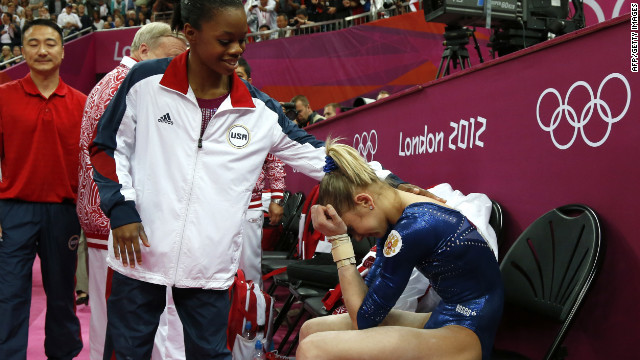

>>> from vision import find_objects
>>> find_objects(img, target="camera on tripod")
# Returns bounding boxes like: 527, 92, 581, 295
443, 26, 475, 46
281, 102, 298, 121
435, 25, 482, 78
424, 0, 585, 56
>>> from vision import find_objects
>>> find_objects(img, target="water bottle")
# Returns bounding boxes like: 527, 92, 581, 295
253, 339, 265, 360
242, 321, 253, 340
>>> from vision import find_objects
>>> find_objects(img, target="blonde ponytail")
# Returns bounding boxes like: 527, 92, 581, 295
319, 137, 383, 214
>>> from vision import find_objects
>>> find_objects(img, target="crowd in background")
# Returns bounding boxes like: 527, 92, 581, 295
285, 89, 392, 130
246, 0, 381, 41
245, 0, 403, 117
1, 0, 414, 68
2, 0, 405, 121
275, 0, 371, 22
0, 0, 172, 68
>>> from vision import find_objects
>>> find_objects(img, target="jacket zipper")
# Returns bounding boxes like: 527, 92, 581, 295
173, 107, 206, 283
198, 109, 217, 149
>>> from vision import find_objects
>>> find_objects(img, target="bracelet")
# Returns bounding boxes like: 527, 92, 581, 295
270, 198, 284, 206
335, 257, 356, 269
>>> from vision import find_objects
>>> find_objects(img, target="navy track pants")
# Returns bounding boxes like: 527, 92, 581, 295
0, 200, 82, 360
104, 271, 231, 360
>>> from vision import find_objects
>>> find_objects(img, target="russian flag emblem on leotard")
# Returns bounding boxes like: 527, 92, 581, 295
383, 230, 402, 257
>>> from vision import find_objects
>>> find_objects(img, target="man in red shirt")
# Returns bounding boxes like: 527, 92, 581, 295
0, 19, 87, 360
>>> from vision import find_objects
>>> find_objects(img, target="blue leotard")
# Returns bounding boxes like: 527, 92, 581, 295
359, 202, 504, 360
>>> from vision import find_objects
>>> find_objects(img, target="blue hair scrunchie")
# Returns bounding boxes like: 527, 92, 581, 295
323, 155, 338, 173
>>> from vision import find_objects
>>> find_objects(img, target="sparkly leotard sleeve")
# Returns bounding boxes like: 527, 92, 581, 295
356, 202, 504, 360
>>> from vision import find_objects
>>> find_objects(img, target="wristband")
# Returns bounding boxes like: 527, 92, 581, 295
335, 257, 356, 269
331, 241, 355, 263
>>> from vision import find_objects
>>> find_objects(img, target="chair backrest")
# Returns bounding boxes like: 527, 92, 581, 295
282, 191, 305, 231
274, 191, 305, 253
500, 204, 602, 359
489, 200, 504, 247
281, 190, 291, 207
265, 190, 291, 226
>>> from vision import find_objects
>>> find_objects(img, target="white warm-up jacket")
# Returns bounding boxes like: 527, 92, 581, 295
91, 51, 327, 290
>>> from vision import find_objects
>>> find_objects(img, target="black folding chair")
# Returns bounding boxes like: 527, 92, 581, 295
493, 204, 603, 360
262, 191, 305, 295
263, 191, 305, 258
275, 237, 375, 355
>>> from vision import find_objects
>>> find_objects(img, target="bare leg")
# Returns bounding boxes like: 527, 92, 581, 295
300, 309, 432, 342
297, 324, 481, 360
299, 314, 353, 342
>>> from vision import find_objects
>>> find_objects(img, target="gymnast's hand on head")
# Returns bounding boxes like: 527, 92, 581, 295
310, 204, 348, 238
112, 222, 150, 268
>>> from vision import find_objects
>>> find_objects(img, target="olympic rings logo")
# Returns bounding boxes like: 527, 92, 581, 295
353, 130, 378, 161
536, 73, 630, 149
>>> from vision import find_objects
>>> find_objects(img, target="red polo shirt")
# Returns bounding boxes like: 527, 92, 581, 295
0, 73, 87, 203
